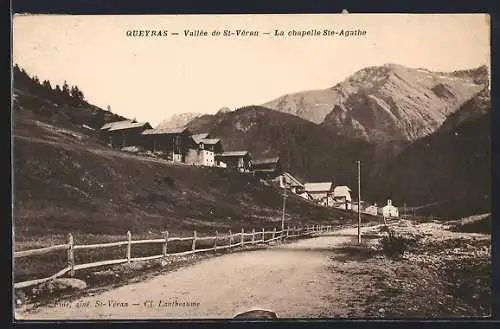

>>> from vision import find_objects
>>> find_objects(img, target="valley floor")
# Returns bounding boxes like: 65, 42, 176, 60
15, 221, 491, 320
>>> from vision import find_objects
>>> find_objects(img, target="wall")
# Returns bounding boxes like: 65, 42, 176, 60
185, 148, 215, 167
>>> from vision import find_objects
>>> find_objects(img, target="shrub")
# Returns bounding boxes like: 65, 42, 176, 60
380, 229, 407, 259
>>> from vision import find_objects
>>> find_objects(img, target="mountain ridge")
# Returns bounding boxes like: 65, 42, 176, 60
262, 63, 488, 143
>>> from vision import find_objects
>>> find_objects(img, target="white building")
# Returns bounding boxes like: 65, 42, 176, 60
304, 182, 334, 207
351, 200, 366, 213
380, 200, 399, 218
364, 204, 378, 216
185, 133, 222, 167
333, 185, 352, 210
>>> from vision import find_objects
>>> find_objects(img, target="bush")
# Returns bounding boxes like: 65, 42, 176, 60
380, 229, 407, 259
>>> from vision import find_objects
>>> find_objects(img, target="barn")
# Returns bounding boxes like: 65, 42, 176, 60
304, 182, 335, 207
99, 120, 152, 149
251, 157, 282, 179
141, 127, 194, 162
215, 151, 252, 172
333, 185, 352, 210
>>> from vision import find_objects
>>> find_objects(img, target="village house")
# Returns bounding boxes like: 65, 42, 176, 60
279, 172, 305, 194
214, 151, 252, 172
351, 200, 366, 213
251, 157, 282, 179
277, 172, 312, 200
333, 185, 352, 210
191, 133, 210, 144
185, 133, 223, 167
364, 203, 379, 216
100, 120, 152, 149
379, 200, 399, 218
141, 127, 193, 163
304, 182, 335, 207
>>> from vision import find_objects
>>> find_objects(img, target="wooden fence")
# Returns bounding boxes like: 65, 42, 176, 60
14, 224, 333, 290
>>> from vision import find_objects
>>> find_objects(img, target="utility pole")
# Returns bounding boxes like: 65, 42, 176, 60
281, 174, 287, 244
357, 160, 361, 244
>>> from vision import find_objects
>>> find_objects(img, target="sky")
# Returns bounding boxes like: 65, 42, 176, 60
13, 14, 490, 127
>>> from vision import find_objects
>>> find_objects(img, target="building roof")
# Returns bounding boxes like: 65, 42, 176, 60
141, 127, 189, 135
282, 172, 304, 187
101, 120, 151, 132
251, 157, 280, 166
215, 151, 250, 157
100, 120, 130, 130
304, 182, 333, 193
253, 168, 278, 174
200, 138, 221, 145
333, 185, 352, 196
192, 133, 210, 144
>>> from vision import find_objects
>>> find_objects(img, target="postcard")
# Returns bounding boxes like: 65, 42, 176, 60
12, 13, 491, 320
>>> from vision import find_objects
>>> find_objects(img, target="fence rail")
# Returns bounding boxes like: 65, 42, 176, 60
14, 224, 333, 289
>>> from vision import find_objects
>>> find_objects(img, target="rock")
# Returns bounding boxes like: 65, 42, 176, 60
40, 278, 87, 294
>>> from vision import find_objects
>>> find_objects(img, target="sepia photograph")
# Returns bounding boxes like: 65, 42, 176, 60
11, 13, 491, 320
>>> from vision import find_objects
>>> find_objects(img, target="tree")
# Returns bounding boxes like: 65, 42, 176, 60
42, 80, 52, 90
62, 80, 70, 96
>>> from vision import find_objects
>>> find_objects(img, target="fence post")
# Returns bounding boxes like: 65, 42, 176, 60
192, 230, 197, 252
126, 231, 131, 263
241, 228, 244, 247
287, 226, 290, 239
251, 229, 255, 244
229, 230, 233, 249
262, 228, 265, 242
272, 228, 276, 241
162, 231, 169, 257
67, 233, 75, 277
214, 231, 218, 249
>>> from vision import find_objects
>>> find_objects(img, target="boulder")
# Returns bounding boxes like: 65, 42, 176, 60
38, 278, 87, 294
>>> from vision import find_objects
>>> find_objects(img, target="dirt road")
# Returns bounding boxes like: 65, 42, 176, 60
16, 226, 369, 320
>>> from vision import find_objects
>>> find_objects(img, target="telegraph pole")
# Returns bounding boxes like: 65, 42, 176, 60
357, 160, 361, 244
281, 174, 287, 243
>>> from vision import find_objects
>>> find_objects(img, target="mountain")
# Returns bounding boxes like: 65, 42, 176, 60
438, 87, 491, 132
187, 105, 376, 186
263, 64, 488, 143
365, 107, 491, 219
156, 112, 203, 130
